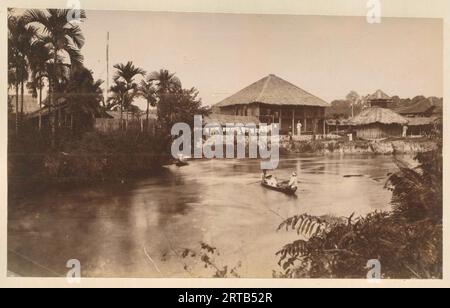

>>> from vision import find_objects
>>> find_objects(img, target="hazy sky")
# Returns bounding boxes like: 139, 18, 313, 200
75, 11, 443, 108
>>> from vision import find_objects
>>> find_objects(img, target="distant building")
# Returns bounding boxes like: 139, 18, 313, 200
394, 97, 443, 137
366, 89, 393, 108
8, 95, 40, 114
395, 97, 442, 118
350, 90, 408, 140
212, 74, 329, 135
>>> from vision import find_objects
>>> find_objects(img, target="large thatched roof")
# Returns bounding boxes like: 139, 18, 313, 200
367, 89, 391, 101
349, 107, 408, 126
215, 74, 329, 108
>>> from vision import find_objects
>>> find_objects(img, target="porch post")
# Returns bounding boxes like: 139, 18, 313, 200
279, 108, 282, 132
292, 108, 295, 136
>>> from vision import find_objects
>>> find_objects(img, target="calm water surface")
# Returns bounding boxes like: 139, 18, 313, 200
8, 155, 401, 278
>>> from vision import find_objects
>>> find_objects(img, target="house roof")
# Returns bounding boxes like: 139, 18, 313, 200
367, 90, 391, 101
25, 101, 70, 119
349, 107, 408, 126
396, 98, 441, 115
214, 74, 329, 108
407, 117, 439, 126
205, 114, 260, 126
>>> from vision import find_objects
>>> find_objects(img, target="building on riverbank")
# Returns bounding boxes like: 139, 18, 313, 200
395, 97, 443, 118
350, 90, 408, 140
393, 97, 443, 137
212, 74, 329, 136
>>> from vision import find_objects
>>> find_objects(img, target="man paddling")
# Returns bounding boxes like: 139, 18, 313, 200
288, 172, 298, 190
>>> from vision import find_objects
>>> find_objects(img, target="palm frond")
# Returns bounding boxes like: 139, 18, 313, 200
277, 214, 334, 238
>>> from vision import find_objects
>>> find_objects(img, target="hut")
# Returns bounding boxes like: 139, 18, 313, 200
350, 90, 408, 140
395, 97, 442, 118
213, 74, 329, 135
393, 97, 443, 137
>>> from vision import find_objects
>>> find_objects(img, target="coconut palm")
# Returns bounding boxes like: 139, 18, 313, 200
106, 81, 126, 111
111, 61, 146, 121
138, 79, 158, 125
147, 69, 182, 127
23, 8, 86, 146
8, 14, 38, 133
27, 41, 52, 130
147, 69, 181, 94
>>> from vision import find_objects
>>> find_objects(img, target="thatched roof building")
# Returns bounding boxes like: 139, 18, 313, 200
367, 89, 392, 101
395, 98, 443, 117
215, 74, 328, 108
213, 74, 329, 135
350, 107, 408, 126
350, 90, 408, 140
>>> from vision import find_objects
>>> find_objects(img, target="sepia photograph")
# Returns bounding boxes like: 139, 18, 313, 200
2, 0, 447, 289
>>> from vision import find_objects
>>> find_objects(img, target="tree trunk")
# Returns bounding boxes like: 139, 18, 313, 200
146, 100, 150, 132
20, 81, 24, 115
38, 83, 42, 131
51, 48, 58, 148
120, 94, 123, 130
15, 83, 19, 135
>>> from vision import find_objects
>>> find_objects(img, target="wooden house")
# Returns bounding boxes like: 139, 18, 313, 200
212, 74, 329, 135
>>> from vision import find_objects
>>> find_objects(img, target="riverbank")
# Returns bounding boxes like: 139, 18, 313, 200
280, 137, 438, 155
8, 131, 171, 198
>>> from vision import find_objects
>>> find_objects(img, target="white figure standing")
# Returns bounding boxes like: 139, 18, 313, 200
297, 121, 302, 136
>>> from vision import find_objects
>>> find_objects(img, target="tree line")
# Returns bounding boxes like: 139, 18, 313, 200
326, 90, 443, 119
8, 8, 207, 147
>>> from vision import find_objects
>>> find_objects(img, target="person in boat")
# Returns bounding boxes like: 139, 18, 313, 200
287, 172, 298, 189
262, 170, 278, 186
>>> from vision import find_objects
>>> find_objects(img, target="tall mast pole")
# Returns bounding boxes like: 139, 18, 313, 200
106, 31, 110, 102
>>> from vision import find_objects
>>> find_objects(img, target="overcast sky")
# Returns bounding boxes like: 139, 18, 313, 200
59, 11, 443, 108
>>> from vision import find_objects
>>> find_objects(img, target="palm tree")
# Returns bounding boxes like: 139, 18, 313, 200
8, 14, 37, 133
27, 41, 52, 131
106, 81, 126, 111
23, 9, 86, 146
148, 69, 181, 94
64, 66, 104, 132
138, 79, 157, 127
147, 69, 182, 126
111, 61, 146, 123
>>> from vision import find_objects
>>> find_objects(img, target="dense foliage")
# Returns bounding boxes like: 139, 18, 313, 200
275, 146, 442, 279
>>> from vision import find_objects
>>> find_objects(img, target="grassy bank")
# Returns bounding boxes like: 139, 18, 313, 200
8, 130, 171, 197
280, 137, 438, 155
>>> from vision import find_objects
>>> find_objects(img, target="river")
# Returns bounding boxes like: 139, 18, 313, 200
8, 154, 402, 278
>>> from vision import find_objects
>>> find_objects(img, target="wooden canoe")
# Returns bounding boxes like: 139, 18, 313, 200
261, 181, 297, 195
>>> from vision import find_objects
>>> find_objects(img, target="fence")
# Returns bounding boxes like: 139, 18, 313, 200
95, 118, 156, 134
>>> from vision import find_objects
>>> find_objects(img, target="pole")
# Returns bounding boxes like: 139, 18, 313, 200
106, 31, 110, 103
